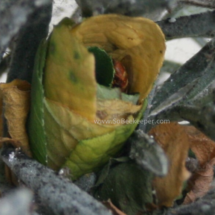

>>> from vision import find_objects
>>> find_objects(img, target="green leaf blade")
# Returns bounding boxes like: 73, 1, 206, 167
64, 100, 147, 180
88, 47, 115, 87
28, 40, 48, 165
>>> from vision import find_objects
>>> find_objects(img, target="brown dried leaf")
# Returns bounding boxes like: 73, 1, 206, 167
103, 200, 127, 215
0, 79, 31, 156
183, 126, 215, 204
0, 137, 22, 148
185, 126, 215, 166
149, 123, 215, 206
148, 122, 190, 207
183, 158, 215, 204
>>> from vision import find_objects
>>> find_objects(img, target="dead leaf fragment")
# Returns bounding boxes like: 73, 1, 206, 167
149, 122, 190, 207
149, 123, 215, 207
0, 79, 31, 156
183, 157, 215, 204
183, 126, 215, 204
185, 126, 215, 166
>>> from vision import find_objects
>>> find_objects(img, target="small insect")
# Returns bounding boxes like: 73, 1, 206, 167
112, 60, 128, 92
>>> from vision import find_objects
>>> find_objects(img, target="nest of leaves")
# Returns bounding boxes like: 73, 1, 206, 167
1, 1, 215, 215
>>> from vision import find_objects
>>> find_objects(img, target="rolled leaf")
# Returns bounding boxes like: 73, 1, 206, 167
71, 14, 166, 101
29, 15, 165, 180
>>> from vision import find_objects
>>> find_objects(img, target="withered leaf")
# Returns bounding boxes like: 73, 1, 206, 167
183, 126, 215, 204
185, 126, 215, 166
183, 157, 215, 204
149, 123, 215, 207
149, 122, 190, 207
0, 79, 31, 156
30, 15, 165, 180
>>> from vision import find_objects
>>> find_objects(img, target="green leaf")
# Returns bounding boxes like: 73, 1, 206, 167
97, 84, 139, 105
94, 157, 130, 187
63, 100, 147, 180
150, 41, 212, 115
130, 129, 168, 176
28, 17, 147, 180
122, 93, 140, 105
88, 47, 115, 87
94, 161, 153, 215
44, 17, 97, 122
183, 60, 215, 104
28, 40, 47, 165
56, 17, 75, 27
148, 51, 215, 125
97, 84, 121, 100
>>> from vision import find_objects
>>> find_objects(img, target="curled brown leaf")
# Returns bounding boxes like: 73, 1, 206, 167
0, 79, 31, 156
149, 123, 215, 207
149, 122, 190, 207
183, 126, 215, 204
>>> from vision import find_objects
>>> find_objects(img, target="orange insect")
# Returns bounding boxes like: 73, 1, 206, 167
112, 60, 128, 92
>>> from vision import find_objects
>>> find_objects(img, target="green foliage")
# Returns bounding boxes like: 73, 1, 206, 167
28, 41, 47, 165
88, 47, 115, 87
94, 161, 153, 215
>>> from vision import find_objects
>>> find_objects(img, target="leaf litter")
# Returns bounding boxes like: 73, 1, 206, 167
149, 122, 215, 207
0, 79, 31, 156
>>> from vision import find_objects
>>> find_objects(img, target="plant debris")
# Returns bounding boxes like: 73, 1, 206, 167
149, 122, 215, 207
